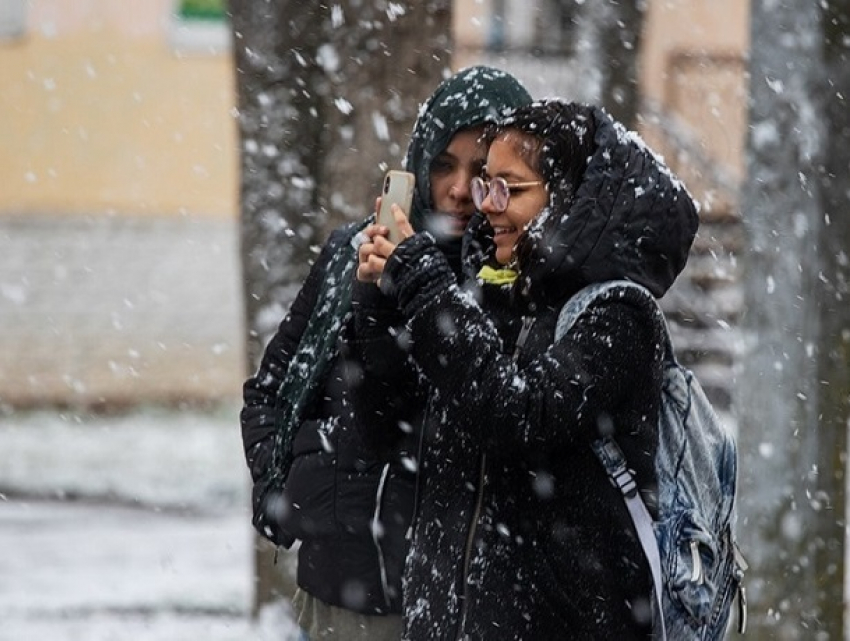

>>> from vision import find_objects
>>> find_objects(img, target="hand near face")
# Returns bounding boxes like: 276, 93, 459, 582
357, 198, 414, 284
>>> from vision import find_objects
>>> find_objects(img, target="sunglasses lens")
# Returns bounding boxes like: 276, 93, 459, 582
470, 177, 512, 212
491, 177, 509, 212
471, 177, 486, 210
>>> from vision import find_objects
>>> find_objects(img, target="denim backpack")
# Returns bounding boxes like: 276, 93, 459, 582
556, 280, 747, 640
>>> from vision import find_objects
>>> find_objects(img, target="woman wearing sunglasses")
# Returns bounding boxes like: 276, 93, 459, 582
354, 99, 699, 640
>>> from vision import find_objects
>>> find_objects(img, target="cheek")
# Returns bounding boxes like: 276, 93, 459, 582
515, 205, 542, 230
429, 175, 450, 206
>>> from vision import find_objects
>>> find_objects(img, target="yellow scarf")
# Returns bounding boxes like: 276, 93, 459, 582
477, 264, 518, 285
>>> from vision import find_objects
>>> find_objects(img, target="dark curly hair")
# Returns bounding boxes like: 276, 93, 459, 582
486, 99, 597, 271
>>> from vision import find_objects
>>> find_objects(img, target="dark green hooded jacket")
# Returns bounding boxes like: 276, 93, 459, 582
240, 66, 530, 615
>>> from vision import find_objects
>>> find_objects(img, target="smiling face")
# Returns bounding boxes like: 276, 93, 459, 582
428, 127, 487, 238
480, 131, 548, 265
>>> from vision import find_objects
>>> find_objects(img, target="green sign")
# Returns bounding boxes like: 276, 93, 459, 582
178, 0, 226, 21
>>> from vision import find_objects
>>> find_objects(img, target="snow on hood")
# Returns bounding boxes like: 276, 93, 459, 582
471, 102, 699, 304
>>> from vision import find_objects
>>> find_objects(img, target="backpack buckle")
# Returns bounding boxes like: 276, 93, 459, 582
592, 438, 639, 499
610, 464, 638, 498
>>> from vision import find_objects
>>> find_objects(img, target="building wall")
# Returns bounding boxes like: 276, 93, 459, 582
641, 0, 750, 181
0, 0, 243, 408
0, 214, 244, 409
0, 0, 750, 409
0, 0, 237, 218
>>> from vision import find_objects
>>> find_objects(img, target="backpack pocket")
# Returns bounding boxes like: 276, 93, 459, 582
658, 509, 718, 627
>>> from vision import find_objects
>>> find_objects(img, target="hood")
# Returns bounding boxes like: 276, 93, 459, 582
513, 106, 699, 302
403, 66, 531, 231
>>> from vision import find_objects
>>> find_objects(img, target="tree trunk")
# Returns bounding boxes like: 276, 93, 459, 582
597, 0, 644, 128
228, 0, 451, 614
738, 1, 849, 637
578, 0, 645, 128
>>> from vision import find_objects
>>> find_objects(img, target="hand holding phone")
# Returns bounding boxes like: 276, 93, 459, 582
377, 170, 414, 244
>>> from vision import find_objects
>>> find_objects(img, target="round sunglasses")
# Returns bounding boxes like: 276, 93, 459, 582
470, 176, 544, 212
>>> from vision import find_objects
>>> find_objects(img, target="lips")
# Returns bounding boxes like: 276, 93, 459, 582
491, 225, 516, 238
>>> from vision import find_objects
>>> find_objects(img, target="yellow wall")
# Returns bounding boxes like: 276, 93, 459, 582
0, 1, 237, 218
1, 0, 749, 220
641, 0, 750, 106
640, 0, 750, 189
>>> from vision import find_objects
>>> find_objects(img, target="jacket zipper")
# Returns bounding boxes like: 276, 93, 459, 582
513, 316, 535, 361
456, 453, 487, 639
408, 405, 430, 540
455, 315, 535, 639
371, 462, 393, 610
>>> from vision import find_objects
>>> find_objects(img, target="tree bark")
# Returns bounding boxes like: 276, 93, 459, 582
595, 0, 645, 128
738, 1, 849, 637
576, 0, 645, 128
227, 0, 451, 614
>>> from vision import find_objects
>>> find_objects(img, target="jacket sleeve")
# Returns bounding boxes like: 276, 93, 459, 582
346, 277, 428, 461
240, 228, 349, 546
380, 234, 664, 456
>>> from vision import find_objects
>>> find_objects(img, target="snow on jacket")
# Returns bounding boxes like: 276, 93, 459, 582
241, 225, 418, 614
355, 106, 699, 639
240, 66, 532, 616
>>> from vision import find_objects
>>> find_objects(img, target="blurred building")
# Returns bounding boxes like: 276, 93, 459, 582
0, 0, 748, 410
0, 0, 241, 409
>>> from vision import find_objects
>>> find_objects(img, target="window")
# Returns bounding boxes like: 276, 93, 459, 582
534, 0, 579, 56
0, 0, 26, 40
168, 0, 230, 56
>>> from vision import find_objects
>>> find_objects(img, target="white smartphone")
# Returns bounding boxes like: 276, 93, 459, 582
377, 170, 415, 244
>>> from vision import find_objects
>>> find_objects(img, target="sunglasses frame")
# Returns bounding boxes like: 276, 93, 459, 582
470, 176, 544, 212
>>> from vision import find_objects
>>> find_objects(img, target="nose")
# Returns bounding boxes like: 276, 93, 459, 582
478, 187, 498, 216
450, 172, 472, 201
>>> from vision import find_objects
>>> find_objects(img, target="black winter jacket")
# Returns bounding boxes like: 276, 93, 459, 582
354, 107, 699, 639
241, 226, 419, 614
240, 65, 532, 617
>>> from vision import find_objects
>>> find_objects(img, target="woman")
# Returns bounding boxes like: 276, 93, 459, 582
355, 100, 699, 639
240, 66, 530, 640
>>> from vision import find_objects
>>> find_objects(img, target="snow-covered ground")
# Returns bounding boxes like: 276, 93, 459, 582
0, 406, 301, 641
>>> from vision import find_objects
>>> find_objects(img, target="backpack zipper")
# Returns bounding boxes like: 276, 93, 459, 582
689, 539, 705, 584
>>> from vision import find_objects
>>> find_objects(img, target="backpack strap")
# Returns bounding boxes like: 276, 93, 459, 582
591, 438, 666, 641
556, 279, 674, 363
557, 280, 669, 639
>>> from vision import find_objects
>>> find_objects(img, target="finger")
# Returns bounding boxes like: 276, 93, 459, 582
391, 204, 415, 239
372, 234, 397, 259
356, 263, 379, 283
361, 255, 386, 282
357, 263, 375, 282
365, 224, 388, 240
358, 241, 373, 265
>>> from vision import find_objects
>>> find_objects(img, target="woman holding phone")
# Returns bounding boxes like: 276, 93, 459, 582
240, 66, 530, 640
355, 100, 699, 639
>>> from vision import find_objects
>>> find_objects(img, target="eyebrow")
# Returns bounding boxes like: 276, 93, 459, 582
483, 165, 532, 182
